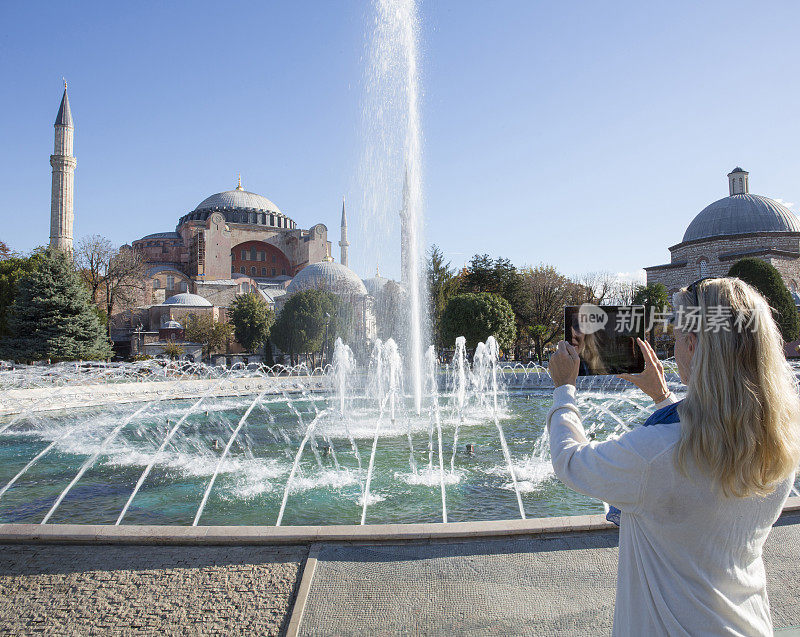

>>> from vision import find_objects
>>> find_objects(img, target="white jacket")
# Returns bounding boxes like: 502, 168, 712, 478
548, 384, 793, 636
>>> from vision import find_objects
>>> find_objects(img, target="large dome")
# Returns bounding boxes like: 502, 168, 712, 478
683, 194, 800, 243
178, 180, 296, 230
194, 189, 281, 215
286, 261, 368, 298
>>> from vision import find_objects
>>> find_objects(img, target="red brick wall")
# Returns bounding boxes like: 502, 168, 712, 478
231, 240, 291, 278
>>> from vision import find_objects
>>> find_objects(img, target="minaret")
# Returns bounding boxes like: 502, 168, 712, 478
50, 82, 76, 252
339, 197, 349, 267
399, 170, 410, 284
728, 167, 749, 196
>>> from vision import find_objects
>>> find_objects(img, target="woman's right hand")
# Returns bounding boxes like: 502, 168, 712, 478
617, 337, 670, 403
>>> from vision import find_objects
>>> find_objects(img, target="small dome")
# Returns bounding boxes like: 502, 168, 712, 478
729, 166, 747, 174
162, 293, 213, 307
682, 194, 800, 243
286, 261, 367, 298
162, 319, 183, 329
363, 274, 389, 296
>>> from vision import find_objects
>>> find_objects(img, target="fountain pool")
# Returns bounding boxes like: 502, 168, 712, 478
1, 344, 798, 527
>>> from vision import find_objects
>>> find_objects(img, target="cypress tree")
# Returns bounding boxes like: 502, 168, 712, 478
728, 257, 800, 342
4, 248, 112, 361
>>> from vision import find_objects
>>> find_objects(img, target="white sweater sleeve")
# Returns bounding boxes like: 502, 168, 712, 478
546, 384, 660, 512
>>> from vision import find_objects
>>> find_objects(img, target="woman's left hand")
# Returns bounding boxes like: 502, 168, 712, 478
549, 340, 580, 388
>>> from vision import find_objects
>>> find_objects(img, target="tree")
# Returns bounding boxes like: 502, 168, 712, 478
572, 271, 616, 305
228, 292, 275, 353
426, 245, 460, 348
612, 279, 641, 306
728, 258, 800, 342
0, 249, 44, 340
162, 340, 184, 360
74, 236, 147, 336
440, 292, 516, 351
75, 235, 114, 305
271, 290, 352, 366
519, 265, 575, 364
0, 241, 12, 261
461, 254, 527, 355
2, 248, 112, 361
184, 314, 234, 358
633, 282, 670, 347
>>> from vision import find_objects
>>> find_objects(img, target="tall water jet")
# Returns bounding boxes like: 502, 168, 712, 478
449, 336, 468, 472
332, 338, 363, 472
361, 0, 427, 414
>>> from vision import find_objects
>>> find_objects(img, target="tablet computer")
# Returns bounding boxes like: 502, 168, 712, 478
564, 305, 646, 376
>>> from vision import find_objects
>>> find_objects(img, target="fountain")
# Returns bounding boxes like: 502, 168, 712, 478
0, 0, 797, 528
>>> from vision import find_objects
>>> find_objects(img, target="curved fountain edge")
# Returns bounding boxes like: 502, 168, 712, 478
1, 497, 797, 546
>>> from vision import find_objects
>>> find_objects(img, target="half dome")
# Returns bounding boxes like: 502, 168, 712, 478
682, 194, 800, 243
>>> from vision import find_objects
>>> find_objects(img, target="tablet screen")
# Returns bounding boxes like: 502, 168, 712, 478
564, 305, 646, 376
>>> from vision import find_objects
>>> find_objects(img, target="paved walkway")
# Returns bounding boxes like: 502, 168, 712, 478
0, 516, 797, 635
298, 514, 800, 636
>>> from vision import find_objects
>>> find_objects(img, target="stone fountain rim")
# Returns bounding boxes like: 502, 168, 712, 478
1, 497, 797, 545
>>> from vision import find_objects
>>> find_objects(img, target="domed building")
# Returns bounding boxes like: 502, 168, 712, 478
286, 259, 369, 298
278, 255, 376, 342
646, 168, 800, 297
132, 176, 331, 301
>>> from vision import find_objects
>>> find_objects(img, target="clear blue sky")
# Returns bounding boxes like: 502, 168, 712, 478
2, 1, 799, 282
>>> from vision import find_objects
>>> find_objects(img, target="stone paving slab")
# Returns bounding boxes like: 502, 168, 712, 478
0, 544, 307, 635
299, 515, 800, 636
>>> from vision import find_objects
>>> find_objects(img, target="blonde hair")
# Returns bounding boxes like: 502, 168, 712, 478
673, 278, 800, 497
581, 331, 608, 374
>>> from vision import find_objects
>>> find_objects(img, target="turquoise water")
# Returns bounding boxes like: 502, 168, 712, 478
0, 390, 795, 526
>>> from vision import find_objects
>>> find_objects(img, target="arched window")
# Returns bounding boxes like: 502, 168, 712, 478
153, 279, 161, 289
180, 281, 188, 292
167, 275, 175, 289
699, 259, 709, 277
240, 266, 245, 274
250, 266, 256, 276
261, 267, 267, 276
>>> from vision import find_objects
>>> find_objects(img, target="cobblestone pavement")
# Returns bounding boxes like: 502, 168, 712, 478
0, 544, 307, 636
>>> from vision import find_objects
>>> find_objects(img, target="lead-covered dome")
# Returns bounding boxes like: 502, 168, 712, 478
682, 194, 800, 243
194, 189, 281, 215
161, 293, 212, 307
362, 273, 389, 296
286, 261, 368, 298
178, 179, 296, 230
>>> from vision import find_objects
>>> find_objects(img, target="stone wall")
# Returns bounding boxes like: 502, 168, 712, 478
646, 232, 800, 294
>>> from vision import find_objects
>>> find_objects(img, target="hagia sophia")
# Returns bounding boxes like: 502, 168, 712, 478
45, 87, 800, 360
47, 87, 392, 361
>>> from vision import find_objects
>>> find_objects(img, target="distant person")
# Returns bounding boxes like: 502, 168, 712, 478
547, 278, 800, 635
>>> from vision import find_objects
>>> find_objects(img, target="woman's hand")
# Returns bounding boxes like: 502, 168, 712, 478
549, 340, 580, 388
617, 337, 670, 403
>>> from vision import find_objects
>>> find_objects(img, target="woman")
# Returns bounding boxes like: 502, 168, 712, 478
547, 278, 800, 636
568, 313, 608, 375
